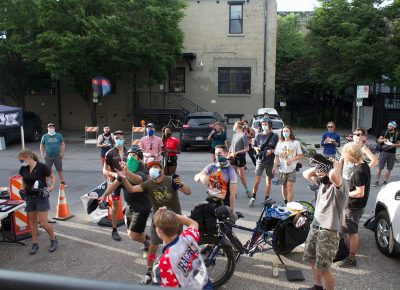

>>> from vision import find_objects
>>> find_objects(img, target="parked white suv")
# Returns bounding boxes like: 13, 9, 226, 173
369, 181, 400, 257
251, 107, 284, 135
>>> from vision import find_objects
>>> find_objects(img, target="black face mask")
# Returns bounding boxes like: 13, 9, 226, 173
319, 175, 330, 185
104, 132, 110, 137
165, 132, 172, 138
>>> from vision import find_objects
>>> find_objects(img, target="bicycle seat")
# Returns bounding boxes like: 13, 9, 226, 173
236, 212, 244, 219
308, 184, 319, 192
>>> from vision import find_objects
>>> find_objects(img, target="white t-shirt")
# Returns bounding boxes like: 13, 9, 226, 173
275, 140, 302, 173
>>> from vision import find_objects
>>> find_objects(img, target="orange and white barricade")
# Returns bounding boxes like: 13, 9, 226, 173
84, 125, 99, 147
9, 175, 31, 240
131, 126, 146, 146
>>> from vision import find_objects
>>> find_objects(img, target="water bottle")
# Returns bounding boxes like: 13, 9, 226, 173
272, 263, 279, 278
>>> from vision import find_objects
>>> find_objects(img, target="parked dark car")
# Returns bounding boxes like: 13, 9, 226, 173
0, 111, 43, 144
180, 112, 226, 151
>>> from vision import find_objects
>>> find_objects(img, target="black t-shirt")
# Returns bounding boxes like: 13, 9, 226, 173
123, 163, 151, 212
348, 162, 371, 209
19, 162, 51, 195
381, 130, 400, 154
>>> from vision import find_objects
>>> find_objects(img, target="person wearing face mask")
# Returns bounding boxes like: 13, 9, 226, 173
97, 125, 115, 180
229, 121, 251, 198
40, 123, 66, 186
17, 149, 57, 254
321, 121, 341, 159
335, 143, 371, 268
374, 121, 400, 186
161, 126, 180, 175
272, 126, 303, 204
102, 130, 128, 241
111, 157, 191, 284
139, 123, 164, 164
242, 120, 257, 166
208, 121, 227, 163
301, 154, 348, 290
194, 145, 238, 209
341, 128, 377, 182
249, 118, 279, 206
101, 145, 151, 258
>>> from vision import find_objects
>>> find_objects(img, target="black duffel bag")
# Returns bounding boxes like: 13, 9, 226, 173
190, 201, 218, 236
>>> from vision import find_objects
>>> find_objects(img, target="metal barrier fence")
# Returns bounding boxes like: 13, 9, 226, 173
0, 270, 163, 290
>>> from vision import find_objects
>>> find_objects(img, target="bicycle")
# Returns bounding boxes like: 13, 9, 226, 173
198, 199, 314, 288
167, 117, 183, 129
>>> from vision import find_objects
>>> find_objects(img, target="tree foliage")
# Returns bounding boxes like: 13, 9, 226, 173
0, 0, 186, 107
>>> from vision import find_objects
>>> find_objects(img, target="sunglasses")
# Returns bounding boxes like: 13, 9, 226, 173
353, 133, 362, 136
327, 126, 334, 128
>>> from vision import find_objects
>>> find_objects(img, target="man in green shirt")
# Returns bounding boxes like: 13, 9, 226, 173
112, 158, 192, 284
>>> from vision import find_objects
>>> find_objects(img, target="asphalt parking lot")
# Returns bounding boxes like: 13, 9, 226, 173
0, 129, 399, 289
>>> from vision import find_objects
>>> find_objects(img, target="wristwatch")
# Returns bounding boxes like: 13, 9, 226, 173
179, 182, 184, 188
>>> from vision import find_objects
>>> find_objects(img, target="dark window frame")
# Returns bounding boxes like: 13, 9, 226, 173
229, 3, 243, 34
218, 67, 251, 95
169, 67, 185, 93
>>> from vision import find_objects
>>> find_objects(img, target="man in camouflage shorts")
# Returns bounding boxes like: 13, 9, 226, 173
301, 154, 349, 290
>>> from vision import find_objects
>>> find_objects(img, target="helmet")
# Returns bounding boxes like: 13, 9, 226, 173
128, 145, 143, 160
87, 198, 99, 214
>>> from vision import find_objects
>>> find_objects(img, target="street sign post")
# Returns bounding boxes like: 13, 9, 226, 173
356, 85, 369, 128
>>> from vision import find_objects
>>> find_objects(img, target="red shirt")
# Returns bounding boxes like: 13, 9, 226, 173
164, 137, 180, 157
159, 227, 200, 288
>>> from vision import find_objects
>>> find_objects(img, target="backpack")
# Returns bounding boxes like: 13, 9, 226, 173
190, 201, 218, 236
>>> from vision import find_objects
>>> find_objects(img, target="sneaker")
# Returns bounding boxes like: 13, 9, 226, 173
48, 238, 58, 252
61, 181, 68, 188
140, 272, 152, 284
112, 229, 121, 241
249, 197, 255, 207
373, 181, 379, 187
30, 243, 39, 255
335, 257, 357, 268
298, 286, 323, 290
245, 190, 252, 198
383, 180, 388, 185
141, 240, 150, 259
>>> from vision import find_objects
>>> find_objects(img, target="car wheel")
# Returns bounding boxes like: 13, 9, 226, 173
29, 128, 42, 142
374, 211, 398, 257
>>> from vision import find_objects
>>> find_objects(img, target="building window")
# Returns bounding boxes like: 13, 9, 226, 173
229, 4, 243, 34
218, 67, 251, 94
29, 78, 56, 95
169, 68, 185, 93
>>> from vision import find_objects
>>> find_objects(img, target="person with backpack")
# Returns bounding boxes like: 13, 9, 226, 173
374, 121, 400, 186
96, 125, 115, 180
152, 208, 212, 289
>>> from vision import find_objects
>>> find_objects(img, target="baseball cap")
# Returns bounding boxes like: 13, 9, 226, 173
146, 157, 162, 169
388, 121, 397, 128
114, 130, 125, 135
47, 123, 55, 128
261, 118, 271, 124
146, 123, 155, 128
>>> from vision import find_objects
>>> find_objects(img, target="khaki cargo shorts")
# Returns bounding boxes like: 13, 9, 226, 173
303, 226, 340, 271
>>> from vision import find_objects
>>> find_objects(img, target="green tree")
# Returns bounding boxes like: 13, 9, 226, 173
308, 0, 389, 89
384, 0, 400, 87
0, 0, 186, 125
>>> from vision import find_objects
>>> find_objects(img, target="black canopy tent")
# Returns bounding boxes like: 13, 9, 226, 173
0, 105, 25, 149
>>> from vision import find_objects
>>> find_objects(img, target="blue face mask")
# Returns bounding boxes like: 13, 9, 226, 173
283, 132, 290, 139
115, 139, 124, 147
19, 159, 29, 166
147, 129, 154, 136
149, 167, 161, 180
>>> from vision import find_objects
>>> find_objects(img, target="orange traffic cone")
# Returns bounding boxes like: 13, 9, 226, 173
107, 195, 124, 221
54, 184, 74, 221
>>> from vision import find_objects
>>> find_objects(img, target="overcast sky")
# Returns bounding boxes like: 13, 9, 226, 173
277, 0, 394, 12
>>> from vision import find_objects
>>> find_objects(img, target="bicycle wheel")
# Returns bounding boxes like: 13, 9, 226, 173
199, 243, 236, 289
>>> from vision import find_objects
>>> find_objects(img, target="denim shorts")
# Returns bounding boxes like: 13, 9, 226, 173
25, 196, 50, 212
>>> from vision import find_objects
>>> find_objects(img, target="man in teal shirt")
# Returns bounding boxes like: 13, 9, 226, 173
40, 123, 66, 186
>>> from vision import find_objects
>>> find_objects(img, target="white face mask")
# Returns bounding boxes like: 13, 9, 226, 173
149, 167, 161, 180
48, 128, 56, 136
262, 125, 269, 132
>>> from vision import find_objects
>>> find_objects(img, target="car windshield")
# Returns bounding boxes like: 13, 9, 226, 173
186, 117, 215, 126
253, 120, 283, 129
